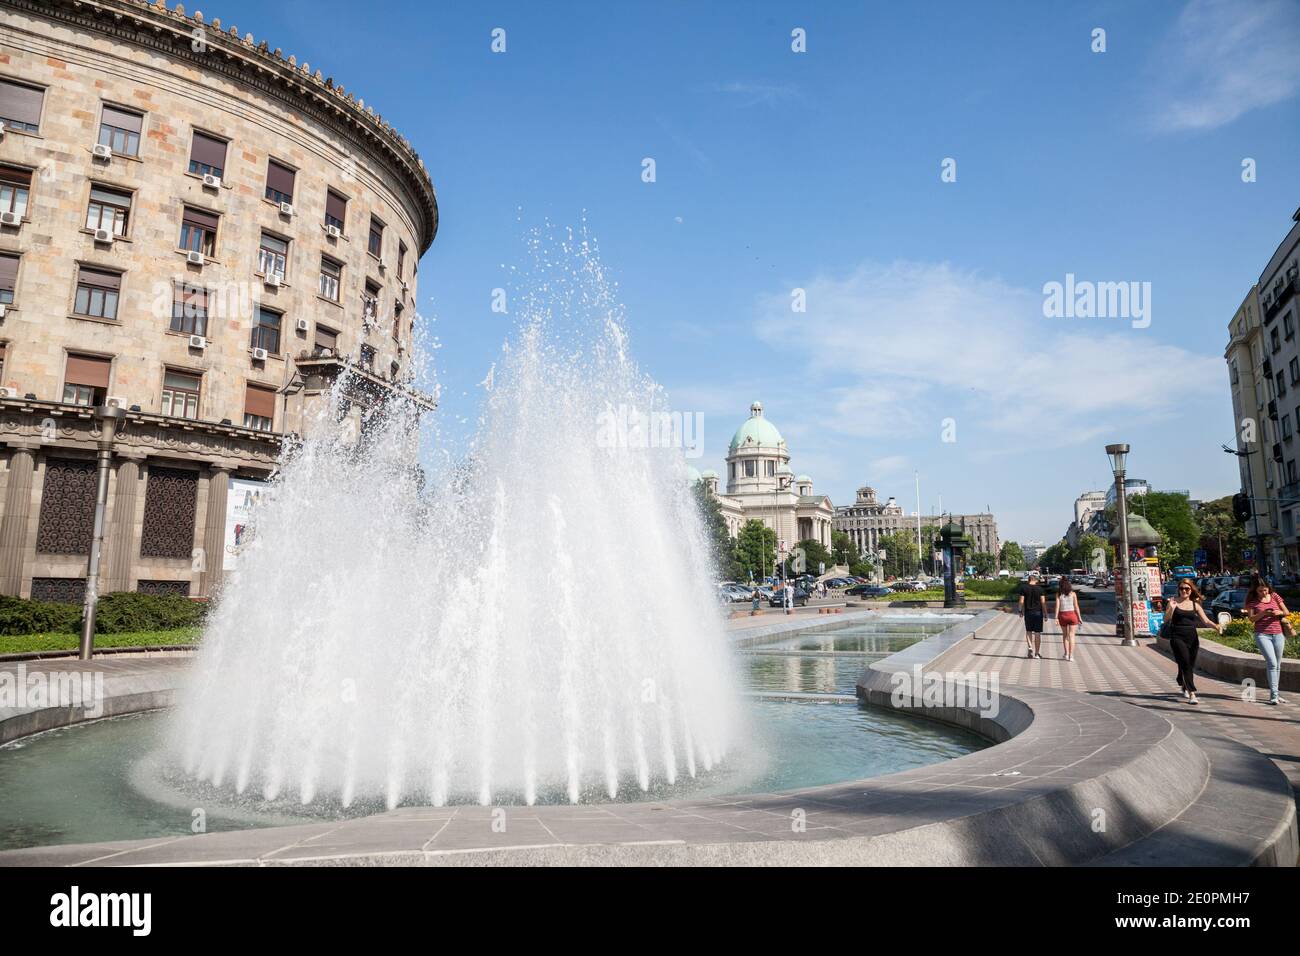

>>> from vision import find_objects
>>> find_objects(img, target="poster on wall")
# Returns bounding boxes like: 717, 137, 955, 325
223, 477, 267, 571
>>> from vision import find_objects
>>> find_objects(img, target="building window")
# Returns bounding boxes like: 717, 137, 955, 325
314, 325, 338, 356
251, 307, 281, 355
243, 383, 276, 432
62, 353, 110, 406
1287, 311, 1296, 340
1271, 328, 1281, 353
35, 460, 96, 556
86, 185, 131, 236
744, 460, 756, 478
0, 79, 43, 133
765, 460, 775, 477
397, 242, 407, 278
258, 232, 288, 279
325, 190, 347, 232
1230, 360, 1239, 385
98, 104, 143, 157
362, 280, 380, 325
139, 466, 198, 558
0, 165, 31, 218
161, 369, 201, 419
188, 131, 227, 178
170, 283, 208, 336
1284, 415, 1293, 440
368, 216, 384, 258
393, 302, 404, 342
319, 256, 341, 302
180, 206, 218, 256
1291, 357, 1299, 385
73, 266, 121, 320
359, 344, 376, 371
1290, 460, 1298, 485
0, 252, 16, 305
1278, 372, 1287, 398
265, 159, 295, 205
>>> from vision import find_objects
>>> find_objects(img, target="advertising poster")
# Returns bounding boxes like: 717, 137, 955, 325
223, 477, 267, 571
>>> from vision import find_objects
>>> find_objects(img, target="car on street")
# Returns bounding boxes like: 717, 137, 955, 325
846, 584, 893, 598
768, 587, 809, 608
1210, 588, 1249, 619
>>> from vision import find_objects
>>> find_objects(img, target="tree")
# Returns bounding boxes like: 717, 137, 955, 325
1134, 491, 1199, 569
1038, 540, 1071, 573
793, 538, 832, 577
691, 481, 743, 580
1000, 540, 1026, 571
734, 519, 777, 582
1197, 495, 1249, 572
878, 529, 920, 578
830, 530, 859, 568
971, 552, 996, 577
1070, 533, 1107, 573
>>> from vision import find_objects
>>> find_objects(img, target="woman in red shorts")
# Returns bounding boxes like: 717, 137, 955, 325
1054, 577, 1082, 661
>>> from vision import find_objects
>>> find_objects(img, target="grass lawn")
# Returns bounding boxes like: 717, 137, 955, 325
0, 628, 200, 656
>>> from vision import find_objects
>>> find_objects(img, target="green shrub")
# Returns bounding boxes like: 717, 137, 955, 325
91, 592, 208, 634
0, 595, 81, 636
1220, 616, 1255, 639
0, 592, 207, 637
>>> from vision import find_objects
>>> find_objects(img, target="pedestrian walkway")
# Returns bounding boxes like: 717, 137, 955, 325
936, 601, 1300, 810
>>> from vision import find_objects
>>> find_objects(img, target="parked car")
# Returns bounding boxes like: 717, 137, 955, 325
1210, 588, 1249, 619
768, 587, 809, 608
846, 584, 893, 598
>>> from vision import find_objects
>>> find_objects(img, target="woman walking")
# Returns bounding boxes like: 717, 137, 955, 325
1164, 579, 1221, 705
1055, 577, 1082, 661
1244, 575, 1289, 705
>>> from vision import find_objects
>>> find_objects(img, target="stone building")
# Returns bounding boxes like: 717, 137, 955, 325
833, 485, 999, 563
694, 402, 835, 558
0, 0, 437, 600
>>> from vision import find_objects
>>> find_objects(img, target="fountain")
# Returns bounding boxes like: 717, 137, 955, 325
168, 235, 743, 809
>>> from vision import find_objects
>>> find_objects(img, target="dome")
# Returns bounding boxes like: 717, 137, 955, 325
685, 465, 702, 485
729, 400, 785, 451
796, 474, 812, 483
777, 464, 793, 475
701, 469, 718, 479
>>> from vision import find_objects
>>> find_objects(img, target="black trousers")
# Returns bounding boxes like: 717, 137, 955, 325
1169, 632, 1199, 693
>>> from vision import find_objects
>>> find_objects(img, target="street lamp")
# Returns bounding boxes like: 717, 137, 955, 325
1106, 442, 1137, 647
80, 404, 126, 660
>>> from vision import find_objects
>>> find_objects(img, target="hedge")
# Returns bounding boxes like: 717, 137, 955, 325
0, 592, 207, 636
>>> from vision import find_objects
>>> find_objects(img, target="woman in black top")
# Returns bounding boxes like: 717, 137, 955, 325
1164, 579, 1221, 705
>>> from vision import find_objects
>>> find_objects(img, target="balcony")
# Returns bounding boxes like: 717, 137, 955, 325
293, 350, 437, 411
1264, 276, 1297, 321
1281, 482, 1300, 507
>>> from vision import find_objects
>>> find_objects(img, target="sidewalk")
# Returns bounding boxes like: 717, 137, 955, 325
935, 597, 1300, 811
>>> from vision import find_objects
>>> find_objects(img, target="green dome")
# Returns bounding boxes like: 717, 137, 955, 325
796, 474, 812, 483
729, 401, 785, 450
701, 469, 718, 479
777, 464, 793, 475
686, 465, 702, 485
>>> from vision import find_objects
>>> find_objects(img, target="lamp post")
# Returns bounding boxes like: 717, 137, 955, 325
1106, 443, 1137, 647
80, 404, 126, 660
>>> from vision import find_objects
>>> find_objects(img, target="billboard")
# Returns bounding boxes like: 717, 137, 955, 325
223, 477, 267, 570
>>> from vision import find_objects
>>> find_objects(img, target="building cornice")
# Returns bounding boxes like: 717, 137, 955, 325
5, 0, 438, 253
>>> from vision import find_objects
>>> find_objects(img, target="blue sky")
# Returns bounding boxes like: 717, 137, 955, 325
210, 0, 1300, 543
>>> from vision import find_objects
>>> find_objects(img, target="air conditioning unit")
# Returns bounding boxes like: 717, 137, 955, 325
186, 250, 205, 266
202, 173, 221, 189
325, 224, 341, 239
377, 258, 387, 271
188, 334, 207, 350
400, 279, 409, 292
0, 211, 19, 227
0, 386, 17, 399
0, 303, 6, 319
105, 395, 129, 411
94, 228, 113, 244
92, 143, 113, 160
264, 273, 281, 288
0, 122, 5, 140
252, 347, 269, 361
279, 201, 294, 217
296, 317, 310, 332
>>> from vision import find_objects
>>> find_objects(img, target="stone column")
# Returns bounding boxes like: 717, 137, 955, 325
104, 456, 142, 593
200, 466, 231, 598
0, 447, 35, 596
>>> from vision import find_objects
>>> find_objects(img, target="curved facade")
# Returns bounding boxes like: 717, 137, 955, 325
0, 0, 438, 600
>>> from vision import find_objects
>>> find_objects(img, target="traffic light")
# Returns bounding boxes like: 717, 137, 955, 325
1233, 492, 1251, 522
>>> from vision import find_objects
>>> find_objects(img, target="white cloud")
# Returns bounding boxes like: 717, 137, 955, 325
754, 260, 1221, 443
1151, 0, 1300, 132
712, 82, 798, 107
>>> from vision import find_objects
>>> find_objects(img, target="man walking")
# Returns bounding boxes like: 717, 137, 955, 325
784, 579, 794, 614
1019, 571, 1047, 658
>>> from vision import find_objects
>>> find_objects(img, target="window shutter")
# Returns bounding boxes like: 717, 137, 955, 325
65, 353, 111, 388
326, 191, 347, 221
101, 105, 143, 133
0, 80, 43, 127
0, 165, 32, 187
266, 160, 295, 197
190, 132, 227, 169
78, 266, 122, 291
244, 383, 277, 419
0, 252, 17, 290
182, 207, 219, 231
